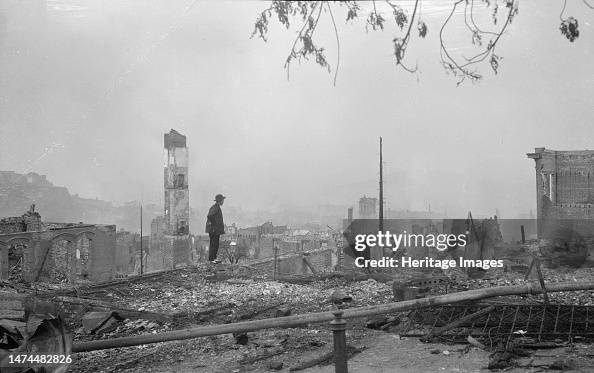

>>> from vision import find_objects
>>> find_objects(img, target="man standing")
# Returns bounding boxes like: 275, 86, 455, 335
206, 194, 226, 263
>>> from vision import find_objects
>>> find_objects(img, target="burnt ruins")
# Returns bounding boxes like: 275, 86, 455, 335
1, 145, 594, 372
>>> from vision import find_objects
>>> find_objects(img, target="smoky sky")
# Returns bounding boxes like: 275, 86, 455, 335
0, 0, 593, 219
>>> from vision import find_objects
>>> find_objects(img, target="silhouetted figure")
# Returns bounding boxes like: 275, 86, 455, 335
206, 194, 226, 263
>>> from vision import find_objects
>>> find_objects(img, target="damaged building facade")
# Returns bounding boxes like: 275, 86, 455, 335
527, 148, 594, 263
150, 129, 191, 269
0, 206, 118, 283
527, 148, 594, 225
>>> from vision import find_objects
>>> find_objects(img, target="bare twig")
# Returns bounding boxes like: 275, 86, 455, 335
440, 0, 517, 83
327, 2, 341, 86
561, 0, 570, 20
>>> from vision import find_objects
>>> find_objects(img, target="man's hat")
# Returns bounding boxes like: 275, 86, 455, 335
214, 194, 226, 202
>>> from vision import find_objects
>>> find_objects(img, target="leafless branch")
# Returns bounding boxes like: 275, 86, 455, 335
468, 0, 499, 37
327, 2, 341, 86
439, 0, 517, 83
251, 0, 580, 85
560, 0, 568, 21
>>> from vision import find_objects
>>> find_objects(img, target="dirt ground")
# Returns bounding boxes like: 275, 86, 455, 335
71, 329, 594, 373
301, 333, 594, 373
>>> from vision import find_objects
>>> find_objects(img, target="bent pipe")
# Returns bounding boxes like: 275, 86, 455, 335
72, 281, 594, 352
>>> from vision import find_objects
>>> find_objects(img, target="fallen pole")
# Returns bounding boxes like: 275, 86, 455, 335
421, 305, 496, 341
72, 281, 594, 353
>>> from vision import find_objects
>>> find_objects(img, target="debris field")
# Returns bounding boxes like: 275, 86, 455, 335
2, 260, 594, 372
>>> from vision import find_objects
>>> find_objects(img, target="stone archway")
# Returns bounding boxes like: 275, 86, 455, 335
5, 237, 30, 282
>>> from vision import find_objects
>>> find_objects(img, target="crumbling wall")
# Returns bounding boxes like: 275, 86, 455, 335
251, 248, 334, 276
89, 226, 116, 282
0, 206, 42, 234
528, 148, 594, 226
528, 148, 594, 266
163, 130, 189, 235
156, 129, 191, 268
161, 235, 190, 269
0, 217, 27, 234
115, 233, 133, 275
0, 224, 117, 283
46, 239, 72, 283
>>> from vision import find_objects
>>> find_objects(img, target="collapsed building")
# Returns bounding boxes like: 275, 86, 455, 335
0, 205, 120, 283
188, 221, 337, 274
150, 129, 191, 270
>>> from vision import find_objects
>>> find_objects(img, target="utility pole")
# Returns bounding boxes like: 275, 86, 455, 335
379, 137, 384, 233
140, 204, 144, 275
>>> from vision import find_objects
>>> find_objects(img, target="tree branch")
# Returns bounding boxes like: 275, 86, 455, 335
440, 0, 517, 83
327, 2, 341, 86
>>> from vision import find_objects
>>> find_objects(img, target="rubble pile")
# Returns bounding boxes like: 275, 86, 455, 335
2, 258, 594, 372
443, 266, 594, 305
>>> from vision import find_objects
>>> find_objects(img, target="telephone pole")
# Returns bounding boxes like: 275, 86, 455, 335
379, 137, 384, 232
140, 204, 143, 275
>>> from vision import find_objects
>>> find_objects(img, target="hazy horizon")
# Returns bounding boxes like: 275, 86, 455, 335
1, 1, 593, 219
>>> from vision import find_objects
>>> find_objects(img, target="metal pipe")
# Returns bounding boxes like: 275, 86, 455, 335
72, 281, 594, 353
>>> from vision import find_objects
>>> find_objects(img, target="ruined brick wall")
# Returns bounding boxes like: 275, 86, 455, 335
88, 225, 116, 282
0, 207, 42, 234
149, 216, 166, 271
279, 240, 300, 255
528, 148, 594, 217
161, 235, 190, 269
163, 130, 189, 235
77, 236, 91, 278
256, 237, 322, 260
258, 236, 274, 259
38, 235, 94, 283
172, 236, 190, 267
44, 239, 71, 283
250, 248, 334, 276
157, 130, 191, 267
115, 232, 136, 275
528, 148, 594, 238
0, 225, 118, 283
0, 217, 27, 234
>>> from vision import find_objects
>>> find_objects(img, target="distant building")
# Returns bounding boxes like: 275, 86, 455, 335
342, 207, 354, 230
358, 195, 377, 219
